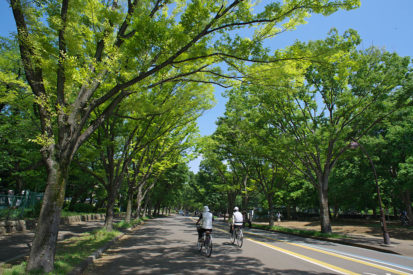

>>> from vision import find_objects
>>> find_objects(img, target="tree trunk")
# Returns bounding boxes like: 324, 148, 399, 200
286, 204, 291, 220
143, 194, 150, 217
227, 191, 237, 217
104, 184, 118, 231
68, 193, 78, 211
268, 195, 275, 227
241, 175, 249, 210
402, 190, 413, 224
125, 189, 133, 223
135, 187, 144, 219
292, 205, 297, 220
26, 159, 69, 272
318, 188, 332, 233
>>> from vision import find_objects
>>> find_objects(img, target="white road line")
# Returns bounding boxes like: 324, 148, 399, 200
248, 238, 359, 275
300, 243, 413, 273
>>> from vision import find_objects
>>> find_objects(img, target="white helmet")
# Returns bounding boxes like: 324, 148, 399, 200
203, 206, 210, 212
234, 206, 239, 211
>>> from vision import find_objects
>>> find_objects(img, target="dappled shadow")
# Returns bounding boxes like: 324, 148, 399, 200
87, 223, 334, 275
0, 220, 107, 263
0, 232, 33, 262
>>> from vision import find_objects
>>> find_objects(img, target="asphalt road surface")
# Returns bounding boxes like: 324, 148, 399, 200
85, 216, 413, 274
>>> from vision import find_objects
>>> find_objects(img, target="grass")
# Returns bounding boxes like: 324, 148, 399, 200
113, 217, 145, 229
252, 223, 348, 239
0, 228, 121, 275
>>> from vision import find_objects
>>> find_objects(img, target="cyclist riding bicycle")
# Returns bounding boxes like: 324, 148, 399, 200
196, 206, 213, 241
231, 206, 243, 232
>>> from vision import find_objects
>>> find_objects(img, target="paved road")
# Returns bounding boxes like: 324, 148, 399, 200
85, 216, 413, 274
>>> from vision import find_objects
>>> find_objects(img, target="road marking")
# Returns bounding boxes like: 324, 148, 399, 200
248, 238, 359, 275
243, 230, 411, 275
191, 218, 410, 275
209, 223, 358, 274
302, 244, 413, 273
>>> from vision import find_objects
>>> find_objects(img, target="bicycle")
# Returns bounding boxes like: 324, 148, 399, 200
230, 225, 243, 248
197, 226, 213, 257
400, 215, 409, 226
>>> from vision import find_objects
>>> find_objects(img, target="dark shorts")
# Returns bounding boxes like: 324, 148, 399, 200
198, 228, 212, 239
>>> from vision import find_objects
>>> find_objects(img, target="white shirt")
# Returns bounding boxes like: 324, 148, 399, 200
232, 211, 243, 226
201, 211, 213, 229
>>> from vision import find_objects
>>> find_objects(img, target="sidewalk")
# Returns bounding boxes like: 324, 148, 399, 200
0, 220, 106, 264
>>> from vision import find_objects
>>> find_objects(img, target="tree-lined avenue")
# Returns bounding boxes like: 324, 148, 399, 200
85, 216, 413, 274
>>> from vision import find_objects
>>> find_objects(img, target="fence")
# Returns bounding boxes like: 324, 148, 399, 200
0, 191, 44, 220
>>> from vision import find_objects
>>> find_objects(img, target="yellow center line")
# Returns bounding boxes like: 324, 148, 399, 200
191, 218, 410, 274
242, 228, 410, 275
248, 238, 359, 275
191, 219, 357, 274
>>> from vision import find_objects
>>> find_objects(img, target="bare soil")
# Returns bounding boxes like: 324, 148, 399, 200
273, 219, 413, 240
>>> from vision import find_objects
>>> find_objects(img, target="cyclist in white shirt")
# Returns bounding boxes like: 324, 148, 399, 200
196, 206, 213, 241
232, 206, 243, 231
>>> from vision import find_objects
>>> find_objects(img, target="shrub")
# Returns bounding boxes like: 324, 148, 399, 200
97, 208, 106, 213
72, 203, 95, 213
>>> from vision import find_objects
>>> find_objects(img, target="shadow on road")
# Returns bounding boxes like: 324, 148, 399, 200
86, 217, 335, 275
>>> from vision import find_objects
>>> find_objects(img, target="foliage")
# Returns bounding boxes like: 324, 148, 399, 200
0, 37, 45, 193
71, 203, 95, 213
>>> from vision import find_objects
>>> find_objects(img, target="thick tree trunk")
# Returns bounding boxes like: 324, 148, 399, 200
135, 188, 144, 219
104, 184, 118, 231
125, 196, 132, 223
26, 159, 69, 272
318, 188, 332, 233
125, 188, 134, 223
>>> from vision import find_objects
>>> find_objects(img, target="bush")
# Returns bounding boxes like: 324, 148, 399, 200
97, 208, 106, 213
72, 203, 95, 213
25, 200, 42, 218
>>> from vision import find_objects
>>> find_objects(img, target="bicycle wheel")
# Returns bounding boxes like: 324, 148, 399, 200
236, 229, 243, 248
230, 229, 235, 244
204, 235, 213, 257
197, 237, 202, 252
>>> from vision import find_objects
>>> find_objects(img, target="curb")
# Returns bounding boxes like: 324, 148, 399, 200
67, 232, 125, 275
68, 222, 144, 275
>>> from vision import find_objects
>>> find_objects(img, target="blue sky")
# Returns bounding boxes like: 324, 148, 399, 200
1, 0, 412, 173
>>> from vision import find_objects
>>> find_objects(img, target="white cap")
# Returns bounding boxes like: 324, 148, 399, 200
234, 206, 239, 211
203, 206, 209, 212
